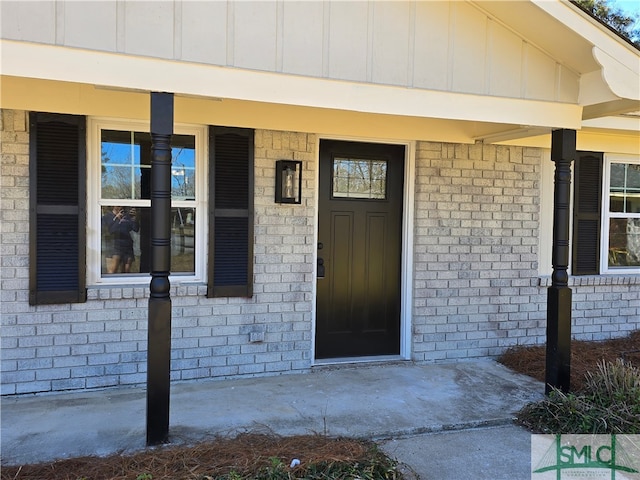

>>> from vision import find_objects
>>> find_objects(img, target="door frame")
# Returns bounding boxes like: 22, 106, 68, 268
311, 136, 415, 364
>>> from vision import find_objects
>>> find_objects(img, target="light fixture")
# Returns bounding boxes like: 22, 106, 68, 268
275, 160, 302, 204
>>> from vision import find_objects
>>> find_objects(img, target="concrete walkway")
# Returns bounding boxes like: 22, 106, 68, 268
1, 360, 543, 478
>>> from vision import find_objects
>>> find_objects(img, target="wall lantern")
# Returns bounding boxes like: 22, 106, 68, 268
275, 160, 302, 204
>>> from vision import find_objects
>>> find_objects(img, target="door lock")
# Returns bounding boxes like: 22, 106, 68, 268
317, 258, 325, 278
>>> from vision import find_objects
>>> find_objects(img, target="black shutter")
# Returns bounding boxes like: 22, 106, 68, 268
572, 151, 603, 275
29, 113, 87, 304
208, 127, 254, 297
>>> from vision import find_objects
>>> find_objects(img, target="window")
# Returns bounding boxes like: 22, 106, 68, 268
332, 158, 387, 199
572, 152, 640, 276
31, 113, 254, 301
88, 119, 207, 285
602, 156, 640, 273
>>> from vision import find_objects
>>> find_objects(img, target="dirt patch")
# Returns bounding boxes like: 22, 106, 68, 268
498, 330, 640, 391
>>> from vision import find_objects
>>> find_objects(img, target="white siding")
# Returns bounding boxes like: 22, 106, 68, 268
181, 1, 228, 66
1, 1, 56, 44
488, 21, 523, 98
62, 2, 116, 51
233, 2, 278, 72
281, 2, 324, 77
371, 2, 411, 86
327, 2, 369, 82
0, 0, 580, 104
122, 2, 174, 59
525, 43, 559, 101
412, 1, 450, 91
450, 2, 487, 95
558, 66, 580, 103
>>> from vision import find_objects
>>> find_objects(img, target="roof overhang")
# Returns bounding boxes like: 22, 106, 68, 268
532, 1, 639, 112
1, 0, 638, 145
0, 39, 582, 131
474, 0, 639, 142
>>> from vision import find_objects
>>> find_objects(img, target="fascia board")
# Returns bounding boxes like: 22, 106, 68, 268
0, 39, 582, 130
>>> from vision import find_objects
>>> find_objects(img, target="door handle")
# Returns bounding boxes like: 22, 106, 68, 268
317, 258, 325, 278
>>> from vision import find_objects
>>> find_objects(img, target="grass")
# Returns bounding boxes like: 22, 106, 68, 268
1, 433, 406, 480
516, 359, 640, 434
498, 330, 640, 434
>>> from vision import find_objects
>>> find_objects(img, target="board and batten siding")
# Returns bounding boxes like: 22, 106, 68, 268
0, 1, 579, 104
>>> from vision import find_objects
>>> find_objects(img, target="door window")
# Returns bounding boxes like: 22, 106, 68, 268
332, 158, 387, 199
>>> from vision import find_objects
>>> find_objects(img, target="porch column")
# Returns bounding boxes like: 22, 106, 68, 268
545, 129, 575, 394
146, 92, 174, 445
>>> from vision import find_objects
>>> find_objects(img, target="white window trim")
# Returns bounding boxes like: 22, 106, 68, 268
600, 153, 640, 275
87, 117, 208, 286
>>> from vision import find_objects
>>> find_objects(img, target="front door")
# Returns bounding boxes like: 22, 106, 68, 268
316, 140, 404, 359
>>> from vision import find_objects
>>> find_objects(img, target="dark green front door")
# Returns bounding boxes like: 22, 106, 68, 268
316, 140, 404, 359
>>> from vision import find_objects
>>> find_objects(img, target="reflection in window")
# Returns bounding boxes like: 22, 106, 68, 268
609, 163, 640, 213
333, 158, 387, 199
99, 128, 198, 278
607, 161, 640, 268
100, 206, 196, 275
101, 131, 195, 201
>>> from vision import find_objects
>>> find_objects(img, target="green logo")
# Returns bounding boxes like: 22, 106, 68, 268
532, 434, 640, 480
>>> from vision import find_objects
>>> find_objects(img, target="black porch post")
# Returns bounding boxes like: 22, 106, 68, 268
146, 92, 174, 445
545, 129, 576, 394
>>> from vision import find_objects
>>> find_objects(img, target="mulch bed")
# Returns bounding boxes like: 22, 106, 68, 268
498, 330, 640, 391
1, 433, 382, 480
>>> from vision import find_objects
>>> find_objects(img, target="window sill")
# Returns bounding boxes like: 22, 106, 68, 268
538, 275, 640, 287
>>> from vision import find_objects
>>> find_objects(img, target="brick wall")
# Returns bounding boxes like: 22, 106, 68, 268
410, 141, 640, 361
1, 109, 639, 395
1, 110, 315, 395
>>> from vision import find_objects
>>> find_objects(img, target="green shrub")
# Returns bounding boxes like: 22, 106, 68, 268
517, 359, 640, 434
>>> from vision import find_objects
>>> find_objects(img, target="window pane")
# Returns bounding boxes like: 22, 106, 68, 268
609, 162, 640, 213
101, 205, 144, 275
101, 130, 151, 200
332, 157, 387, 199
100, 205, 196, 276
608, 218, 640, 267
171, 207, 196, 274
171, 134, 196, 201
101, 131, 195, 201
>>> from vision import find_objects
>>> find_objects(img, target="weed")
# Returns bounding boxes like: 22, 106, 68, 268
517, 359, 640, 434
